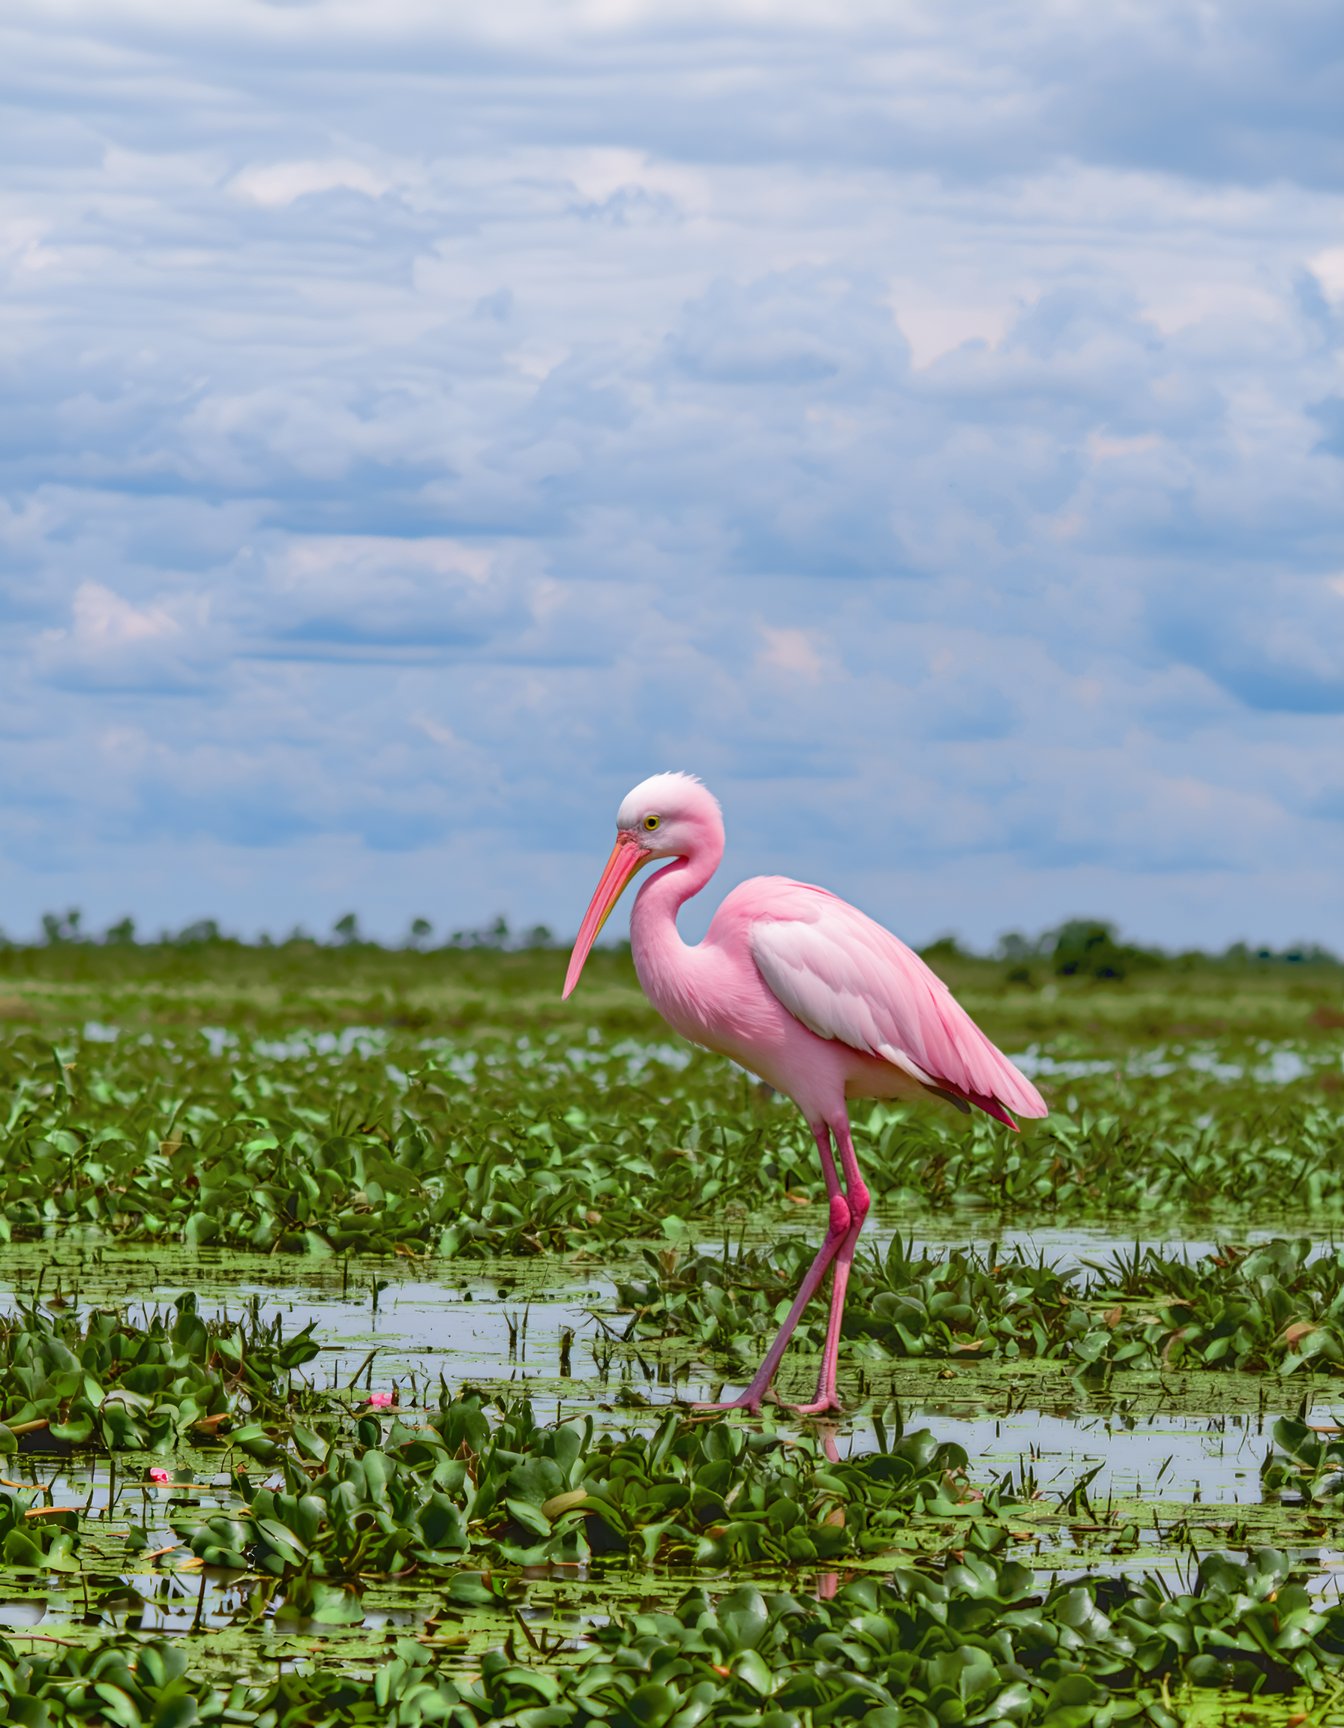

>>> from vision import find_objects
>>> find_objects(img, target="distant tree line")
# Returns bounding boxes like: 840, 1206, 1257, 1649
326, 912, 557, 951
4, 910, 559, 953
921, 918, 1341, 981
0, 910, 1339, 977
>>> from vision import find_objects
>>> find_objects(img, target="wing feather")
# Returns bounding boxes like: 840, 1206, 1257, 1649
746, 884, 1046, 1126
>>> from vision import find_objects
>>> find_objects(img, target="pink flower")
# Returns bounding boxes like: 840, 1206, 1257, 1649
148, 1467, 171, 1483
366, 1391, 394, 1408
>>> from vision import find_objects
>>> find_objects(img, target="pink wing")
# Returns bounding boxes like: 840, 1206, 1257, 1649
746, 882, 1047, 1129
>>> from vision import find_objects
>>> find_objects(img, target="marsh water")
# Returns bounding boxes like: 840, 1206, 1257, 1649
4, 1212, 1342, 1649
4, 952, 1344, 1715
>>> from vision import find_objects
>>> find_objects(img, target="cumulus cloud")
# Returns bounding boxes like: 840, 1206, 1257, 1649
0, 1, 1341, 945
35, 582, 218, 694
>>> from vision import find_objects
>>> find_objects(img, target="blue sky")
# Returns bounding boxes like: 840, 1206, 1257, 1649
1, 2, 1342, 950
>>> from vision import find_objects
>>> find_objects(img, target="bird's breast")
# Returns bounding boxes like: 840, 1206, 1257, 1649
633, 936, 793, 1068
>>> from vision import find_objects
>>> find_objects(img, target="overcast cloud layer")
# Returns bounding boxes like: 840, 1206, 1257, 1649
1, 1, 1342, 949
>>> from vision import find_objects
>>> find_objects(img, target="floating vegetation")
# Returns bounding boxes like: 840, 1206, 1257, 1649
1, 944, 1343, 1717
0, 952, 1342, 1258
620, 1234, 1344, 1376
170, 1392, 1005, 1596
1262, 1414, 1344, 1503
2, 1550, 1342, 1724
0, 1295, 321, 1452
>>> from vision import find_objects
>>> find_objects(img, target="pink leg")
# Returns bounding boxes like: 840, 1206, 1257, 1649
694, 1123, 847, 1414
784, 1116, 869, 1416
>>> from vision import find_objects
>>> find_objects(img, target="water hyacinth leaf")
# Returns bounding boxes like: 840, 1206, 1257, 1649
3, 940, 1344, 1720
718, 1588, 770, 1652
505, 1496, 553, 1538
91, 1686, 142, 1728
623, 1681, 684, 1724
2, 951, 1343, 1257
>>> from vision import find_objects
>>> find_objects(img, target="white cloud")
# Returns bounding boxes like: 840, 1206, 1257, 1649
33, 582, 216, 693
757, 625, 827, 684
0, 0, 1342, 945
64, 582, 181, 648
1311, 246, 1344, 303
229, 159, 391, 207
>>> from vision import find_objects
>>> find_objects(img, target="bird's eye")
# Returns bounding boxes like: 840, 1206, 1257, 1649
643, 814, 661, 832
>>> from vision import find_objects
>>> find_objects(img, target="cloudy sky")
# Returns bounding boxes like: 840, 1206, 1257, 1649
2, 1, 1342, 949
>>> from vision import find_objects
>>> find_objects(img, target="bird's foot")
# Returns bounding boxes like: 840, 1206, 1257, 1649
779, 1393, 845, 1417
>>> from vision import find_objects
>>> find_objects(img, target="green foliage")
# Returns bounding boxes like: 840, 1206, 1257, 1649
8, 907, 1341, 971
622, 1235, 1344, 1376
0, 1550, 1339, 1724
0, 1294, 319, 1451
0, 1010, 1341, 1258
864, 1102, 1344, 1219
1262, 1413, 1344, 1501
0, 1485, 79, 1573
1043, 918, 1161, 981
0, 1029, 778, 1255
1, 938, 1343, 1723
172, 1392, 989, 1593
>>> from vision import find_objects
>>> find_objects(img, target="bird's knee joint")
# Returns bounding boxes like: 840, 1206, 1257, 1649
826, 1194, 851, 1237
847, 1183, 871, 1228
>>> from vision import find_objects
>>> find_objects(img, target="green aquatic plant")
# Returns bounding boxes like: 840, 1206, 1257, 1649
0, 1549, 1339, 1725
621, 1234, 1344, 1377
0, 1486, 80, 1573
172, 1394, 991, 1607
0, 975, 1342, 1259
1, 947, 1343, 1721
1261, 1412, 1344, 1502
0, 1293, 320, 1452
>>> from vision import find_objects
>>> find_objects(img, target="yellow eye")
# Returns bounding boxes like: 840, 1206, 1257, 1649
643, 814, 661, 832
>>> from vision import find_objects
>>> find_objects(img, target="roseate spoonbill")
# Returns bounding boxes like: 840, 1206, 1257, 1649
563, 773, 1047, 1414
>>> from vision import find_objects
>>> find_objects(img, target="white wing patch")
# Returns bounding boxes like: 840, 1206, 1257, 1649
747, 891, 1046, 1120
750, 916, 936, 1083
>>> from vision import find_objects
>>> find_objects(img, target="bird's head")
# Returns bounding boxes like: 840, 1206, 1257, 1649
562, 772, 722, 999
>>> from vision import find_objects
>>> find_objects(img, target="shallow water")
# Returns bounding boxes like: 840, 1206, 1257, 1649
4, 1234, 1337, 1476
4, 1225, 1344, 1651
1013, 1039, 1342, 1086
3, 1223, 1327, 1418
2, 1098, 1340, 1622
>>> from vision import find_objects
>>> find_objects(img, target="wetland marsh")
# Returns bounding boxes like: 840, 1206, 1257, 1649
0, 939, 1342, 1722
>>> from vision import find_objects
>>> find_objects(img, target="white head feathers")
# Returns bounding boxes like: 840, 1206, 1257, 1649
616, 771, 721, 832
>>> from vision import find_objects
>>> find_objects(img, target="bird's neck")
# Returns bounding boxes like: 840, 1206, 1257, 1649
629, 840, 721, 992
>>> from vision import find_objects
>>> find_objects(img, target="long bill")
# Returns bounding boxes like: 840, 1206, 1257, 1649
562, 831, 651, 999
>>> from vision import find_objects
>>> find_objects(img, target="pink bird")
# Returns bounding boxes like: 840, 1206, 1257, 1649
563, 773, 1047, 1415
